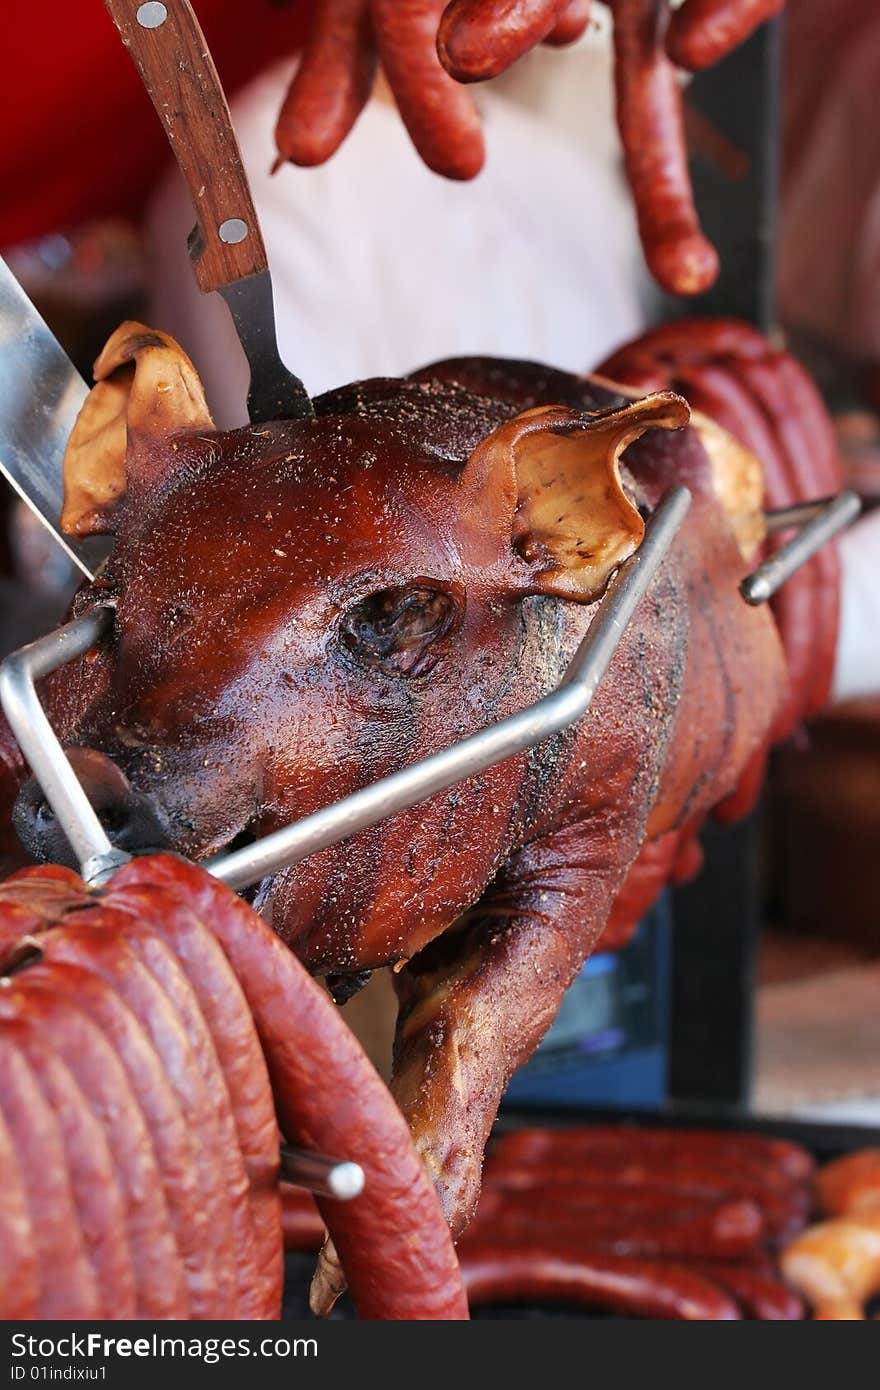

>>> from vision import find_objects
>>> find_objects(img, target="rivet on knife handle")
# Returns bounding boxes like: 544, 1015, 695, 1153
104, 0, 313, 422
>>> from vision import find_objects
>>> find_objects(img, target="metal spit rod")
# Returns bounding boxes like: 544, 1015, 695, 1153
280, 1146, 365, 1201
741, 490, 861, 604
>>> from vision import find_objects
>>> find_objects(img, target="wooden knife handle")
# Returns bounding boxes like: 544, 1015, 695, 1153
104, 0, 267, 293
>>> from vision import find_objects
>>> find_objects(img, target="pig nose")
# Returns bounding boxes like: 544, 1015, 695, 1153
12, 747, 170, 868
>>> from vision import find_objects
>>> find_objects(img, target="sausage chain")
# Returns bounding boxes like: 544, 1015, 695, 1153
599, 317, 843, 822
465, 1125, 811, 1317
0, 857, 468, 1321
274, 1, 783, 294
281, 1121, 812, 1318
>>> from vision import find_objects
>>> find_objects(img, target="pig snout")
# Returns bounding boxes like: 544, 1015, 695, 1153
12, 747, 171, 868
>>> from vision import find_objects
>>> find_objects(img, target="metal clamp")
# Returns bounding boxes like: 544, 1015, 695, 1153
0, 486, 691, 890
741, 491, 861, 605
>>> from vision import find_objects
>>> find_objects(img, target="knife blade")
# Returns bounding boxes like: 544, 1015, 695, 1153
0, 256, 105, 582
103, 0, 313, 424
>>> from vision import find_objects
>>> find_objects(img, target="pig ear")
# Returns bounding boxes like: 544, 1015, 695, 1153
460, 393, 689, 601
61, 321, 214, 538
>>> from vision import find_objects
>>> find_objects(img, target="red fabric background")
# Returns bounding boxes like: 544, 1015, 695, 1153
2, 1, 313, 249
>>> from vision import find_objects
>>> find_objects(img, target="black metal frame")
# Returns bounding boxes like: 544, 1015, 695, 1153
680, 19, 782, 330
666, 19, 782, 1107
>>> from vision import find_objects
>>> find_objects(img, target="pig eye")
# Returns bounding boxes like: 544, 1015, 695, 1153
339, 584, 459, 677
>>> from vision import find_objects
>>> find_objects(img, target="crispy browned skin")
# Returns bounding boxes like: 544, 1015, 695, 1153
382, 356, 783, 1230
598, 320, 842, 944
4, 329, 795, 1245
599, 320, 842, 746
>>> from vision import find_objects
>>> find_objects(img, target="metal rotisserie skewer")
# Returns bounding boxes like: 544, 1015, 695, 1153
742, 491, 862, 604
280, 1146, 365, 1201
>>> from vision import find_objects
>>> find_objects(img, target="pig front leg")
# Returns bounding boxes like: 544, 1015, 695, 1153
388, 810, 649, 1240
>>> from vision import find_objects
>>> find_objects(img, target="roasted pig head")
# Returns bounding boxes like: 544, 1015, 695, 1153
5, 323, 790, 1234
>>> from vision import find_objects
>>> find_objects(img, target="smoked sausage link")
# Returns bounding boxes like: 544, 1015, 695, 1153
0, 1103, 39, 1318
611, 0, 719, 295
372, 0, 485, 179
0, 1033, 100, 1318
281, 1185, 327, 1252
0, 968, 189, 1319
0, 859, 465, 1320
544, 0, 593, 46
688, 1259, 804, 1319
666, 0, 784, 72
276, 0, 377, 167
112, 855, 469, 1321
83, 908, 264, 1319
460, 1244, 742, 1318
7, 949, 210, 1317
438, 2, 568, 81
36, 922, 241, 1318
102, 883, 282, 1317
3, 1017, 136, 1318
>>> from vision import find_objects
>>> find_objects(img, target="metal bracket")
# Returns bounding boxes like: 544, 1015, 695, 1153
0, 607, 128, 886
0, 487, 691, 889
